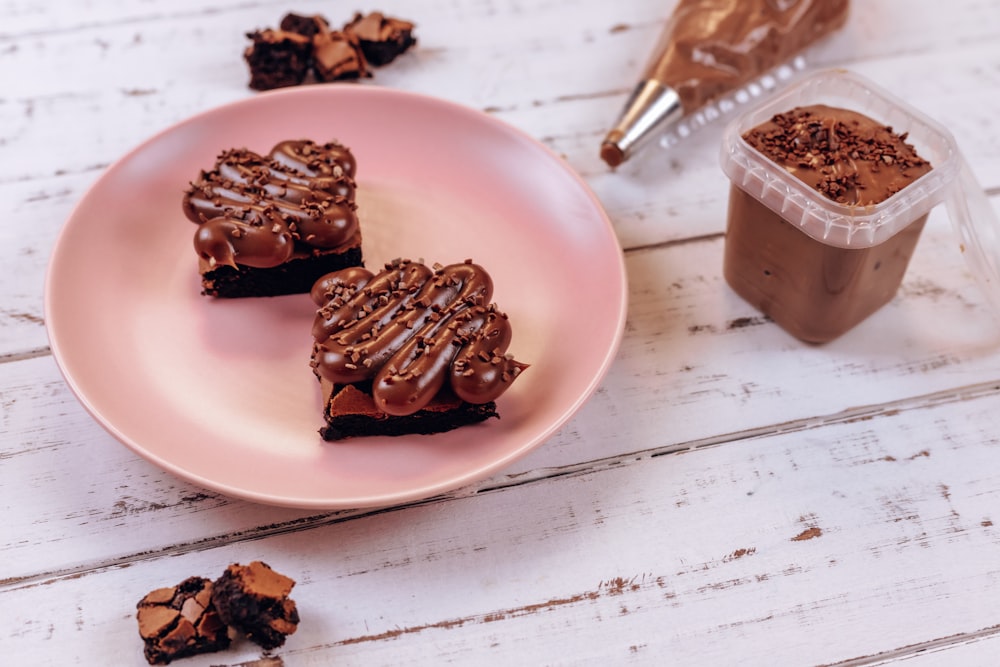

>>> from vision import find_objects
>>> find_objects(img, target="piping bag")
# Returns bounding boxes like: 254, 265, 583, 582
600, 0, 850, 168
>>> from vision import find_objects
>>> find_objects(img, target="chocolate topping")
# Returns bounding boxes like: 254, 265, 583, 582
183, 140, 359, 270
741, 104, 932, 205
310, 259, 528, 416
649, 0, 850, 112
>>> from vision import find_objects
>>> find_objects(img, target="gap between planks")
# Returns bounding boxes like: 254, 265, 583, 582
0, 346, 51, 364
821, 622, 1000, 666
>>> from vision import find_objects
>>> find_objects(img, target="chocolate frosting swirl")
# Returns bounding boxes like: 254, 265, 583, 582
310, 259, 528, 416
183, 140, 358, 269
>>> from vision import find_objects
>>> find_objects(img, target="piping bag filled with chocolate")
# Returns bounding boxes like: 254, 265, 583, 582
600, 0, 850, 167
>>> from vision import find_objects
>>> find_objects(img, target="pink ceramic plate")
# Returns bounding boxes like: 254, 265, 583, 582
45, 86, 627, 509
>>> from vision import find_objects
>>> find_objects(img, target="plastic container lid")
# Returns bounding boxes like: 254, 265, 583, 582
719, 68, 1000, 318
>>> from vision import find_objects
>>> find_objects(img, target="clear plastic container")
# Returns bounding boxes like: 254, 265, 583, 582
719, 68, 1000, 343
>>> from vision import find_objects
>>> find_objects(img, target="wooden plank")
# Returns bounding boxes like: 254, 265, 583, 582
4, 2, 1000, 190
2, 109, 999, 358
3, 0, 1000, 355
4, 389, 1000, 665
5, 47, 1000, 198
0, 172, 96, 357
3, 47, 999, 354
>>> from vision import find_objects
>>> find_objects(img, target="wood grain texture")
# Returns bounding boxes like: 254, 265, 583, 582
5, 213, 1000, 582
5, 392, 1000, 665
4, 0, 1000, 664
3, 1, 1000, 353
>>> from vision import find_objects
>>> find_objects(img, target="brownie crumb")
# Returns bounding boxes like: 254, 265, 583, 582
211, 561, 300, 650
279, 12, 330, 38
244, 29, 313, 90
313, 30, 369, 82
344, 12, 417, 66
136, 577, 230, 665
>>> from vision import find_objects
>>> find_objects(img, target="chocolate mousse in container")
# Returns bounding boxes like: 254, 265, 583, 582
719, 69, 1000, 343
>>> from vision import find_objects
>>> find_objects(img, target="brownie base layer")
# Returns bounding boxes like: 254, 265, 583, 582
319, 380, 499, 440
244, 30, 312, 91
201, 245, 362, 298
211, 561, 299, 651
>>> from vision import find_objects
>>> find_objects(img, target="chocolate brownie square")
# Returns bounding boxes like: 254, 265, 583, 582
310, 259, 527, 440
136, 577, 230, 665
244, 29, 313, 90
183, 139, 363, 298
211, 561, 299, 650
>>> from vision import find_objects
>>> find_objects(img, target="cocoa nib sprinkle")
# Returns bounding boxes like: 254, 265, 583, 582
742, 106, 932, 205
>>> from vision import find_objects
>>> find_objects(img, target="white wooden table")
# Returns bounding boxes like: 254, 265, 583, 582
4, 1, 1000, 664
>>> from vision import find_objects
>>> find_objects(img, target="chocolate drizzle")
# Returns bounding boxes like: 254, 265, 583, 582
183, 140, 359, 269
310, 259, 528, 416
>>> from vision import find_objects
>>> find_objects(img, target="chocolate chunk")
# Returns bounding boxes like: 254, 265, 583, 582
243, 29, 313, 90
343, 12, 417, 66
136, 577, 230, 665
312, 30, 369, 82
211, 561, 299, 650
